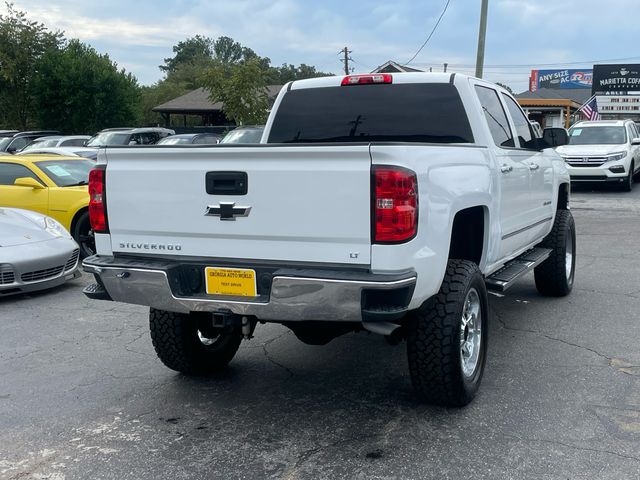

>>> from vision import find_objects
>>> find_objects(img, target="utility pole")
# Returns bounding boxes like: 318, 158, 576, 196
340, 47, 352, 75
475, 0, 489, 78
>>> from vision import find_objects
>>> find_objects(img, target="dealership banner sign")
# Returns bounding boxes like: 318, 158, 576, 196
529, 69, 593, 92
592, 64, 640, 95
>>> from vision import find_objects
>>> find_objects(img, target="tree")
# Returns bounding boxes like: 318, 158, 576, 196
137, 80, 188, 126
268, 63, 333, 84
496, 82, 514, 94
32, 39, 139, 133
0, 2, 63, 128
212, 36, 265, 66
204, 57, 271, 125
160, 35, 214, 73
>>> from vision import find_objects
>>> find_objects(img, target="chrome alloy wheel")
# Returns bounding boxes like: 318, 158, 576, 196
460, 287, 482, 378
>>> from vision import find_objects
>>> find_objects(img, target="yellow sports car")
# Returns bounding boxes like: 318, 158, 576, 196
0, 154, 94, 257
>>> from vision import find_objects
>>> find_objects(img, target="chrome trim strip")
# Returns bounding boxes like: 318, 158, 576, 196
501, 217, 552, 240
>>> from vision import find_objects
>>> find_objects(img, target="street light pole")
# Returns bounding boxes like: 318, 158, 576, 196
475, 0, 489, 78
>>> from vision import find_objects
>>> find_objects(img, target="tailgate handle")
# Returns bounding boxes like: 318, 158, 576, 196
206, 171, 248, 195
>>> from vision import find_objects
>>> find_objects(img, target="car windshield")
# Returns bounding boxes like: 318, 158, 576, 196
568, 126, 627, 145
0, 138, 10, 150
86, 132, 130, 147
268, 83, 474, 143
34, 159, 94, 187
157, 136, 193, 145
221, 128, 264, 144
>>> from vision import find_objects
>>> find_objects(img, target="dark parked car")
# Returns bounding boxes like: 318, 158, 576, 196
0, 131, 60, 153
86, 128, 175, 147
156, 133, 222, 145
220, 126, 265, 144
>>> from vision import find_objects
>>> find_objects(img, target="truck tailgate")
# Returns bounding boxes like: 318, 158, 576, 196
104, 145, 372, 265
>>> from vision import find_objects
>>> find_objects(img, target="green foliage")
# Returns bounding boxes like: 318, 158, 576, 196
0, 2, 63, 128
137, 80, 188, 126
163, 59, 213, 91
32, 40, 139, 134
160, 35, 214, 73
213, 36, 266, 66
204, 57, 271, 125
268, 63, 333, 84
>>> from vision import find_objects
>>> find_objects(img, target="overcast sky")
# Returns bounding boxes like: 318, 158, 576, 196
5, 0, 640, 92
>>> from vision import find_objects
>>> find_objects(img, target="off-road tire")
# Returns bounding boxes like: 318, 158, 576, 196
534, 209, 576, 297
149, 308, 242, 374
407, 259, 489, 407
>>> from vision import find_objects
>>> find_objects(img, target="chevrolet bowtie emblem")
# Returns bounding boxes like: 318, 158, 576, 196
205, 202, 252, 221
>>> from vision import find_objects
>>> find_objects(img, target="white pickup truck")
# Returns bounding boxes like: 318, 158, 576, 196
83, 72, 575, 406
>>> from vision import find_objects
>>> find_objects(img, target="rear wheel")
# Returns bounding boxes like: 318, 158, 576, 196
149, 309, 243, 374
407, 259, 489, 407
72, 211, 95, 258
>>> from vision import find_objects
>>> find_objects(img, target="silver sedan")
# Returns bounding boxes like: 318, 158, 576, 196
0, 208, 81, 296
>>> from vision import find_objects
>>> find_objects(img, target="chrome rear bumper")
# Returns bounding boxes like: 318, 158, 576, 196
83, 255, 416, 322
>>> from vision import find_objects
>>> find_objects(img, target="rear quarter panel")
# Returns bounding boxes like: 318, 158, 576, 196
369, 144, 497, 310
46, 187, 89, 231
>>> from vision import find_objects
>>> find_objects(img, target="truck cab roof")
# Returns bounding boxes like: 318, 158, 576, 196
288, 72, 475, 91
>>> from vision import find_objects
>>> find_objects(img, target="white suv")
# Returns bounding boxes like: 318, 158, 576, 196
556, 120, 640, 191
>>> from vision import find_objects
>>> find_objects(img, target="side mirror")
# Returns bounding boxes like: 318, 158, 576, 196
631, 137, 640, 146
14, 177, 44, 189
542, 128, 569, 147
6, 146, 18, 154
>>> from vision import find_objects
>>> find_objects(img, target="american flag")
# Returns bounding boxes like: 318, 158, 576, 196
581, 96, 600, 120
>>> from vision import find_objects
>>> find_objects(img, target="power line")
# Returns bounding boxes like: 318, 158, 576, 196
410, 55, 640, 70
406, 0, 452, 65
350, 57, 375, 72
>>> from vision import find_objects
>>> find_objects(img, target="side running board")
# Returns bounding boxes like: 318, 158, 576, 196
486, 247, 552, 292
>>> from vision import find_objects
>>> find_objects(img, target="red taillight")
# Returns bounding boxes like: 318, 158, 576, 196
373, 166, 418, 243
88, 168, 108, 233
341, 74, 392, 86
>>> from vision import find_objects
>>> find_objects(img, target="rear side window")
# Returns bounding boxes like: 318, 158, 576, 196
475, 86, 514, 148
61, 138, 86, 147
268, 83, 474, 144
502, 94, 536, 149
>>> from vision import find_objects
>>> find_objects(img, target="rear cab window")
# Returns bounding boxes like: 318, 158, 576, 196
268, 83, 474, 144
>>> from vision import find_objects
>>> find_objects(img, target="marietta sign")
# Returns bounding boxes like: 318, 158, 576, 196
592, 64, 640, 95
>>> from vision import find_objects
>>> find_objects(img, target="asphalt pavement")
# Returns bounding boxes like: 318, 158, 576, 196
1, 185, 640, 480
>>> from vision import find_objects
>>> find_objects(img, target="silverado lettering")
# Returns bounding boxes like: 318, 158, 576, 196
119, 242, 182, 251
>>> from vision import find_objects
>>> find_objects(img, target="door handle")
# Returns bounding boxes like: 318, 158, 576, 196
529, 163, 540, 171
501, 164, 513, 173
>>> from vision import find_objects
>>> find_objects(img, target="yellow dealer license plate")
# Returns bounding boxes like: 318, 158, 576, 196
205, 267, 257, 297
